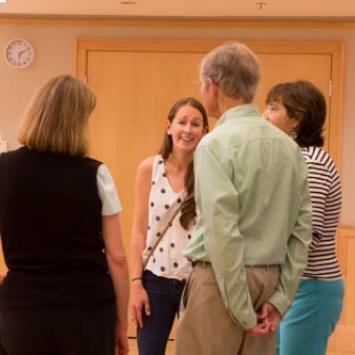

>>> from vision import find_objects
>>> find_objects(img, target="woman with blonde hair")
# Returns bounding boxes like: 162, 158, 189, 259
0, 75, 129, 355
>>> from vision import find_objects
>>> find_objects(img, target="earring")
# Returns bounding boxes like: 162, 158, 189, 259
290, 131, 298, 140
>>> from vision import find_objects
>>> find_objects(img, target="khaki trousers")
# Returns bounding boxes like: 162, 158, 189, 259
175, 263, 280, 355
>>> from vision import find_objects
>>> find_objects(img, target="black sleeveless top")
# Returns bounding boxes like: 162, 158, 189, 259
0, 147, 115, 309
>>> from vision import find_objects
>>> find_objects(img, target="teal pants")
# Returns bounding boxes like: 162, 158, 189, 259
276, 278, 344, 355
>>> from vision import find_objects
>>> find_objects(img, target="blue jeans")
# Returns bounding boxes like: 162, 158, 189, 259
276, 278, 344, 355
137, 270, 186, 355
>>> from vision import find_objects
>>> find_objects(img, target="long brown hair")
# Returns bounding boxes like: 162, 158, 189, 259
159, 97, 209, 230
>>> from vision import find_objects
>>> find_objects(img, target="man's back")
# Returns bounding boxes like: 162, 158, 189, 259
184, 103, 311, 327
199, 104, 307, 263
186, 104, 310, 265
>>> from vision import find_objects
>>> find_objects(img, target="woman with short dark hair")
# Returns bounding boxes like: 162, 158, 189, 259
264, 80, 344, 355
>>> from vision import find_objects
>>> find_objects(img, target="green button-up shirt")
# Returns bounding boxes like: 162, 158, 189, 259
184, 104, 312, 329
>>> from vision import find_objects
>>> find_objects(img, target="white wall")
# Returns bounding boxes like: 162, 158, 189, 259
0, 21, 354, 224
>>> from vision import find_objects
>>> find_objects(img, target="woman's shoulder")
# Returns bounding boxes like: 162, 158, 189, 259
136, 155, 164, 183
302, 146, 331, 163
1, 146, 28, 158
138, 155, 164, 172
137, 156, 155, 173
302, 146, 338, 174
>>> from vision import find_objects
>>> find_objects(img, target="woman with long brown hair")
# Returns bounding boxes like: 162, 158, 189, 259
130, 97, 208, 355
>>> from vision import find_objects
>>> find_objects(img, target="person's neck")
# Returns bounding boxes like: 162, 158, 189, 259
166, 151, 192, 172
218, 95, 247, 116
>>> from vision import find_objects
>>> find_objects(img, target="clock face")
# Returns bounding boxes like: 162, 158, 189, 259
4, 39, 34, 69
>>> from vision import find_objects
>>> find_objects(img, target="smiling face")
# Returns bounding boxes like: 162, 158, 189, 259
167, 104, 206, 154
263, 100, 299, 135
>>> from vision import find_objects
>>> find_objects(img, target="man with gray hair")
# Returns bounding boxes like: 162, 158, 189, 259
174, 43, 312, 355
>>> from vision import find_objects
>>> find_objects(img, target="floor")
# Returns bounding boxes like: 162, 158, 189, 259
128, 338, 174, 354
128, 338, 352, 355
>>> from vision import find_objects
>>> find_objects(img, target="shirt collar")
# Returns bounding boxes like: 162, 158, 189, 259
215, 104, 261, 128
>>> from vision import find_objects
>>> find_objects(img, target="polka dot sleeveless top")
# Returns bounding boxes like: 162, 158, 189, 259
142, 155, 193, 281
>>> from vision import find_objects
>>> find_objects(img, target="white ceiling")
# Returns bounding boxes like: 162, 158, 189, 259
0, 0, 355, 18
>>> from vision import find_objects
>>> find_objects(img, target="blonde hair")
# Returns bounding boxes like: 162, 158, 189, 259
18, 75, 96, 156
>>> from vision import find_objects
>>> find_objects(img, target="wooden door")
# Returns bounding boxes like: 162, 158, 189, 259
76, 38, 344, 338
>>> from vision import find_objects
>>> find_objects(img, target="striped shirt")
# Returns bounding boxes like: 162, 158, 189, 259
302, 146, 342, 280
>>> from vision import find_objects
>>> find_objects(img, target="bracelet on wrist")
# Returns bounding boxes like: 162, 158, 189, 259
131, 277, 142, 282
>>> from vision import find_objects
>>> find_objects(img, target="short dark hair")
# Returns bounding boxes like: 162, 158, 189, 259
265, 80, 326, 147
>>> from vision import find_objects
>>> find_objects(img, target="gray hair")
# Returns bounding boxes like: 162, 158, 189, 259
200, 43, 260, 102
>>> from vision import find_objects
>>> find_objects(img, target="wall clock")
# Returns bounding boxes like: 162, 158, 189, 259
4, 39, 34, 69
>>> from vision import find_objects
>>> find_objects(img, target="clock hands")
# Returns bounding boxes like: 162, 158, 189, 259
17, 47, 30, 60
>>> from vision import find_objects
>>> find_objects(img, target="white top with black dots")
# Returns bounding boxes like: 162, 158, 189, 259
142, 155, 193, 281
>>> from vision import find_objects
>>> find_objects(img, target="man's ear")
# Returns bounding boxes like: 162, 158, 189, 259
209, 79, 219, 98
